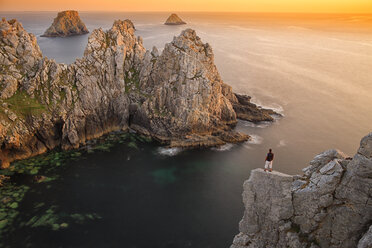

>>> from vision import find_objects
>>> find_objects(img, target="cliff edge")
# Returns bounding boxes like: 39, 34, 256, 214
42, 10, 89, 37
231, 132, 372, 248
0, 18, 277, 167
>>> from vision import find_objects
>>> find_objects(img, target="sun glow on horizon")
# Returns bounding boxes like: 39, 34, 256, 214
1, 0, 372, 13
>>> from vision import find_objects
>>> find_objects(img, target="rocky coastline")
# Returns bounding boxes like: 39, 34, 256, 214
231, 132, 372, 248
0, 18, 278, 167
41, 10, 89, 37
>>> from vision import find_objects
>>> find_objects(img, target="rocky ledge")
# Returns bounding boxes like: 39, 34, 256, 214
164, 14, 186, 25
0, 18, 278, 167
41, 10, 89, 37
231, 132, 372, 248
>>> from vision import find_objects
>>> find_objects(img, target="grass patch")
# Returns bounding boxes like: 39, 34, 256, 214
4, 90, 47, 117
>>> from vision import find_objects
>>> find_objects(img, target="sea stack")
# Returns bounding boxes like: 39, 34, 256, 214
164, 13, 186, 25
42, 10, 89, 37
0, 18, 279, 167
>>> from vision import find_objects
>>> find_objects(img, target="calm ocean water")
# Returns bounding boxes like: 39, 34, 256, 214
1, 11, 372, 247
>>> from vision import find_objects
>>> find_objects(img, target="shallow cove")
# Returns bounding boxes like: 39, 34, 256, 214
0, 130, 260, 248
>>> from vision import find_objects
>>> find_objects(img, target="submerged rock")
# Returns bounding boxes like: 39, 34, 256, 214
41, 10, 89, 37
164, 14, 186, 25
0, 18, 278, 167
231, 132, 372, 248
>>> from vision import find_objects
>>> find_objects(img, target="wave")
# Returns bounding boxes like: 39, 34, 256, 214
252, 100, 285, 115
277, 139, 287, 147
243, 144, 253, 150
247, 134, 263, 145
211, 143, 234, 151
241, 120, 272, 129
157, 147, 182, 156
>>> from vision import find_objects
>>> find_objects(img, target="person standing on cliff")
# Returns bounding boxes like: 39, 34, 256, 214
264, 149, 274, 172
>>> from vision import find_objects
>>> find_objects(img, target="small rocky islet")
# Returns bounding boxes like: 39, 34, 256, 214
164, 13, 187, 25
41, 10, 89, 37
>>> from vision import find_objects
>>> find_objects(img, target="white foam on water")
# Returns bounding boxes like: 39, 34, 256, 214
157, 147, 182, 156
247, 134, 263, 145
277, 140, 287, 147
253, 100, 285, 115
211, 143, 235, 151
243, 144, 253, 150
242, 120, 271, 129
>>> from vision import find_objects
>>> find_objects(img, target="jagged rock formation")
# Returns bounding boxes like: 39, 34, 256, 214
231, 132, 372, 248
164, 14, 186, 25
0, 18, 277, 167
230, 94, 279, 122
41, 10, 89, 37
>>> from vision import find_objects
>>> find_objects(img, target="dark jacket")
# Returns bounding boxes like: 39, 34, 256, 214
266, 152, 274, 161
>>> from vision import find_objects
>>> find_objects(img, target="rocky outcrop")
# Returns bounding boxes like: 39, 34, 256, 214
0, 18, 278, 167
41, 10, 89, 37
231, 132, 372, 248
229, 93, 279, 122
164, 14, 186, 25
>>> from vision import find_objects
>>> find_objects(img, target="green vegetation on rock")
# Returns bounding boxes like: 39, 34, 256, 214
4, 90, 47, 117
124, 68, 140, 93
0, 130, 153, 238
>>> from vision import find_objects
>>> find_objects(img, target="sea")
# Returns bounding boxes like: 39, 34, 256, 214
0, 11, 371, 247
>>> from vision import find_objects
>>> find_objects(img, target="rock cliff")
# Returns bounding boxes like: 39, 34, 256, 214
0, 18, 277, 167
164, 14, 186, 25
42, 10, 89, 37
231, 132, 372, 248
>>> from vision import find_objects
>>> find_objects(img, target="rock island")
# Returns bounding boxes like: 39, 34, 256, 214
41, 10, 89, 37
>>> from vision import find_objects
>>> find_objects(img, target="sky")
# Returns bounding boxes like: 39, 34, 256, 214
1, 0, 372, 13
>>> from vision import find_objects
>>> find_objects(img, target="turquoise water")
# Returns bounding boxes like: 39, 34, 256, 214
0, 11, 371, 247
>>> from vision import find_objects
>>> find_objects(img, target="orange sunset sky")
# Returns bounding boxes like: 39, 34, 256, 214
1, 0, 372, 13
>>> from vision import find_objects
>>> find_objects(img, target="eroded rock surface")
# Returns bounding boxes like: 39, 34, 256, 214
0, 18, 277, 167
231, 132, 372, 248
358, 225, 372, 248
42, 10, 89, 37
164, 14, 186, 25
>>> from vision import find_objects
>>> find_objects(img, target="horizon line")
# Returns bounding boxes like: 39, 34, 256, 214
1, 10, 372, 15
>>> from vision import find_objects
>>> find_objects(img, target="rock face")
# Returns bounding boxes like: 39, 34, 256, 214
231, 132, 372, 248
42, 10, 89, 37
164, 14, 186, 25
0, 18, 278, 167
